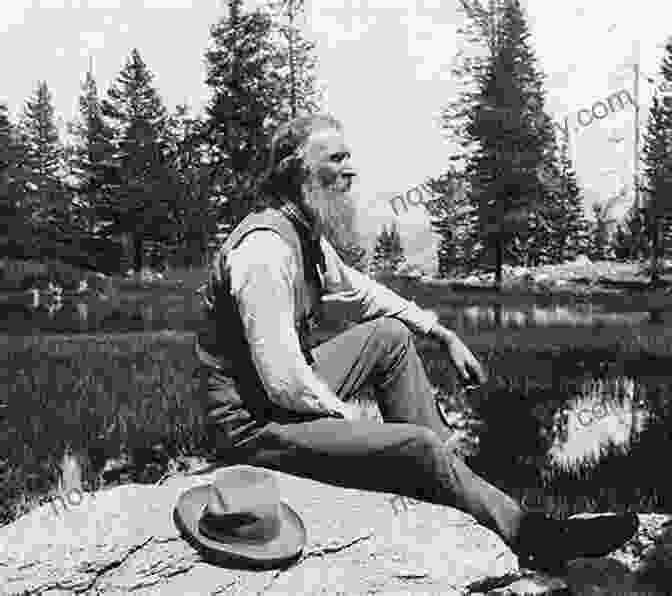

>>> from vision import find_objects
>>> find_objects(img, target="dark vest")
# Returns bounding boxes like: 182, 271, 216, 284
197, 206, 324, 371
195, 206, 326, 441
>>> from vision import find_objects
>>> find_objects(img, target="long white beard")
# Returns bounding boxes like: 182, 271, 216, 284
301, 174, 362, 255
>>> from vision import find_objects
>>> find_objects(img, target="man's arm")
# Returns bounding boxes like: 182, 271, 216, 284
319, 240, 487, 386
319, 239, 488, 386
320, 238, 440, 335
227, 231, 348, 417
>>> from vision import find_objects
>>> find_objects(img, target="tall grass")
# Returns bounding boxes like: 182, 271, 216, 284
0, 330, 208, 525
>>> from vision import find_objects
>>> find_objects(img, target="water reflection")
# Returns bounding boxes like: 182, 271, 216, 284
45, 298, 64, 318
0, 291, 166, 334
454, 303, 654, 330
0, 287, 668, 335
76, 302, 88, 323
548, 377, 651, 467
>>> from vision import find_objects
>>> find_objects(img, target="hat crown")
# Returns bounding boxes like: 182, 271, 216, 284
199, 466, 282, 544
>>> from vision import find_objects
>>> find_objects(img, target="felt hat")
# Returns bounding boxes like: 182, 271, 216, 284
173, 466, 306, 569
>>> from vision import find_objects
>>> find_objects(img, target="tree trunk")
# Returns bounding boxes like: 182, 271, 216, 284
133, 234, 143, 273
650, 214, 660, 285
494, 235, 503, 291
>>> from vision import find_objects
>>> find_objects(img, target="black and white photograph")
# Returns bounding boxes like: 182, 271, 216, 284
1, 1, 672, 594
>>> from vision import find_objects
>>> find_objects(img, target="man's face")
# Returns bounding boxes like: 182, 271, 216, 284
303, 127, 356, 193
301, 127, 361, 252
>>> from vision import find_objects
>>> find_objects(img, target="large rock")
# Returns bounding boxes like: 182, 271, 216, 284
0, 466, 669, 595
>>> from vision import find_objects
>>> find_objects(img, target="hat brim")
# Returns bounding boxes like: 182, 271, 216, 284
174, 484, 306, 570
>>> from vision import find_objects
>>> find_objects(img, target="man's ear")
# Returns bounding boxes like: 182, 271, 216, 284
280, 152, 311, 186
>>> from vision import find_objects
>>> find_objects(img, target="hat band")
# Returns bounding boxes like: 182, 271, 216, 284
199, 509, 282, 544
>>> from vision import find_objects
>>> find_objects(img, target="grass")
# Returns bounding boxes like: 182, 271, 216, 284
3, 322, 672, 528
2, 272, 672, 528
0, 329, 208, 526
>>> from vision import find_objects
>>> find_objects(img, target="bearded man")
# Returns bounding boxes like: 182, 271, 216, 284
195, 114, 638, 572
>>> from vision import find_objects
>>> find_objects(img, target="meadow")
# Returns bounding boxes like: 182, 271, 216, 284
2, 266, 672, 529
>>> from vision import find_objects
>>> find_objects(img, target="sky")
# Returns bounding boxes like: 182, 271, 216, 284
1, 0, 671, 270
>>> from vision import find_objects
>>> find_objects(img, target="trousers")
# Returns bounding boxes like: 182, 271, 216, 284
199, 316, 524, 545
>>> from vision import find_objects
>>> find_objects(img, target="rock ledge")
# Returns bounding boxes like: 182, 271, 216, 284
1, 466, 669, 595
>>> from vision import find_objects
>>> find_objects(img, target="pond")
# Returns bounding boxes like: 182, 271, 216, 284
445, 302, 664, 332
0, 289, 205, 335
0, 287, 668, 335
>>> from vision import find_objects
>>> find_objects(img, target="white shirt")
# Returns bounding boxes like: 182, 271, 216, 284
226, 230, 439, 415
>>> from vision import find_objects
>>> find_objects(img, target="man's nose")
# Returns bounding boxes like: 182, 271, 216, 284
341, 159, 357, 178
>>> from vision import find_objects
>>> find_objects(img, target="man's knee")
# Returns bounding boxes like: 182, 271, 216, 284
374, 317, 412, 348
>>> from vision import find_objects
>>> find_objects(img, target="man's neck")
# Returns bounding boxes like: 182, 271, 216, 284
278, 199, 320, 241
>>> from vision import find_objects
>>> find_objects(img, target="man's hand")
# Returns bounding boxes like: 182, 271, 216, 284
326, 400, 359, 421
428, 324, 487, 387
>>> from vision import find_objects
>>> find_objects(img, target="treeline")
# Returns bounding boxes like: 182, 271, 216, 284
416, 0, 672, 287
0, 0, 321, 275
4, 0, 672, 286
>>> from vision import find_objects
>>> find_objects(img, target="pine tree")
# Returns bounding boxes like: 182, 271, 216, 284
640, 39, 672, 284
0, 103, 31, 259
618, 201, 647, 260
67, 67, 117, 238
268, 0, 322, 119
18, 81, 69, 233
203, 0, 323, 231
425, 168, 476, 277
435, 1, 501, 278
467, 1, 559, 285
164, 104, 220, 268
439, 1, 560, 287
102, 48, 176, 272
542, 140, 588, 262
587, 194, 620, 260
611, 223, 630, 261
370, 223, 406, 276
204, 0, 282, 229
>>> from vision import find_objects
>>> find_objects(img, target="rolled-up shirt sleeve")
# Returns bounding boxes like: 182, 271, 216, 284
320, 238, 439, 335
227, 231, 345, 415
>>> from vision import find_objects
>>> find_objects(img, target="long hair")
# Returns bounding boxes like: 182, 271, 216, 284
254, 114, 343, 210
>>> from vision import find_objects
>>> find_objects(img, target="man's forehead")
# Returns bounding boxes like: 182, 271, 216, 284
306, 127, 350, 156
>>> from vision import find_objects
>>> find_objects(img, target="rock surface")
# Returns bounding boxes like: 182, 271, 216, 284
1, 465, 670, 595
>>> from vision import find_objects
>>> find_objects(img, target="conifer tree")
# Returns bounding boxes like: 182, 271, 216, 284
471, 1, 558, 285
269, 0, 321, 119
587, 194, 620, 260
67, 68, 117, 237
541, 140, 588, 262
370, 223, 406, 276
425, 168, 476, 276
0, 103, 31, 258
203, 0, 322, 231
611, 222, 631, 261
640, 38, 672, 283
204, 0, 282, 228
102, 48, 176, 272
164, 104, 220, 267
18, 81, 68, 233
619, 201, 647, 260
440, 0, 561, 287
